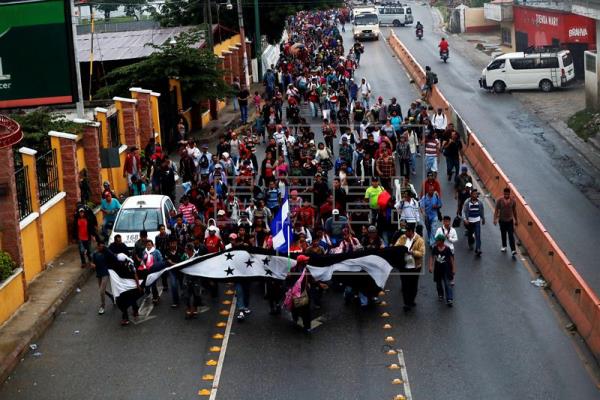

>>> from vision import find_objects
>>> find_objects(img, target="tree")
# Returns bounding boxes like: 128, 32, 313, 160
95, 0, 119, 21
95, 29, 231, 104
10, 109, 83, 152
122, 0, 148, 20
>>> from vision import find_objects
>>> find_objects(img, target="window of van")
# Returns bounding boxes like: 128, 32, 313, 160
510, 58, 535, 70
537, 57, 559, 69
487, 59, 505, 70
562, 53, 573, 67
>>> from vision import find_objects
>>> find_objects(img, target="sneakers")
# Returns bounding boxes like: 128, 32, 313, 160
197, 306, 210, 314
475, 250, 482, 257
446, 300, 454, 307
438, 295, 444, 302
237, 311, 246, 322
500, 247, 507, 252
98, 306, 105, 315
120, 319, 130, 326
242, 308, 252, 316
511, 250, 517, 257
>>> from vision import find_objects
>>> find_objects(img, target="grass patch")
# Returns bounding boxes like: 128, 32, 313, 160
568, 110, 599, 141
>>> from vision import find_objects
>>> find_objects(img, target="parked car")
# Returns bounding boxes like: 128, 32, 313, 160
479, 48, 575, 93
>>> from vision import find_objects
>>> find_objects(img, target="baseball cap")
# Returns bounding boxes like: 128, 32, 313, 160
217, 210, 226, 216
208, 225, 218, 232
435, 234, 446, 242
368, 225, 377, 233
332, 209, 340, 215
461, 165, 468, 172
465, 182, 473, 188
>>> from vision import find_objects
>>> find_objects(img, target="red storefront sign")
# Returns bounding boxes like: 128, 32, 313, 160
514, 5, 596, 47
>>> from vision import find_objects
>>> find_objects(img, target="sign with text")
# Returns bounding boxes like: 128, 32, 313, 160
0, 0, 77, 108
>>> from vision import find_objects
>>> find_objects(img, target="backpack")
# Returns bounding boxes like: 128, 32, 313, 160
199, 154, 209, 169
432, 73, 439, 84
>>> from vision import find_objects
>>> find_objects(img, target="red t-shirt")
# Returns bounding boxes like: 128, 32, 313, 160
78, 218, 89, 241
205, 235, 223, 253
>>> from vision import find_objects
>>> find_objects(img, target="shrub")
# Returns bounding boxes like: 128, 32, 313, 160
0, 250, 17, 282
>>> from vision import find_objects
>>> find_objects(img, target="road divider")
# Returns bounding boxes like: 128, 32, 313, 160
387, 30, 600, 361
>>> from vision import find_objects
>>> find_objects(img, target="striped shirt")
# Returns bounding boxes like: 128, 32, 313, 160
425, 138, 439, 157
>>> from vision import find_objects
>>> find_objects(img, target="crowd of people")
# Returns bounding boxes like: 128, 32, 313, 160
81, 8, 520, 330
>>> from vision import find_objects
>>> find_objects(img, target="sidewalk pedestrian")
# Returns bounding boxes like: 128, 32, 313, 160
493, 187, 519, 258
238, 84, 250, 124
73, 207, 96, 268
100, 192, 121, 240
420, 185, 442, 248
462, 189, 485, 256
90, 240, 116, 315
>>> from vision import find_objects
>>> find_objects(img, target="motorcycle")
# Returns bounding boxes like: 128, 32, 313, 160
440, 49, 449, 63
416, 28, 423, 40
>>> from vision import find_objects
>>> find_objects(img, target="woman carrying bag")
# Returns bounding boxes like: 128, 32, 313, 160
284, 255, 313, 334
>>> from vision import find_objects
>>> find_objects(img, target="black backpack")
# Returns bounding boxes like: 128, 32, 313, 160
199, 154, 209, 169
433, 73, 439, 84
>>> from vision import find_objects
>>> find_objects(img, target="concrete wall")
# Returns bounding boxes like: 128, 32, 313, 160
0, 269, 25, 326
465, 7, 499, 33
20, 220, 43, 283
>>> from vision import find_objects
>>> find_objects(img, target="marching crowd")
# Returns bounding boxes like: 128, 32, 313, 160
80, 8, 520, 330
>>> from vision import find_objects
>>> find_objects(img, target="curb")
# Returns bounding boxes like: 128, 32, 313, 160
549, 120, 600, 173
0, 267, 92, 383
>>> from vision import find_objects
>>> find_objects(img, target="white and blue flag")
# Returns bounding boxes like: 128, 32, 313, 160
270, 191, 291, 253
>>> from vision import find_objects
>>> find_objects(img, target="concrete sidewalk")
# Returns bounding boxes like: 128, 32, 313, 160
0, 246, 91, 383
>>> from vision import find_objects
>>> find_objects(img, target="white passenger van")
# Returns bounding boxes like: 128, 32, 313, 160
352, 12, 380, 41
352, 5, 376, 20
479, 48, 575, 93
377, 4, 413, 26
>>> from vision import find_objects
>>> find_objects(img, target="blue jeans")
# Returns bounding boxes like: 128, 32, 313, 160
466, 221, 482, 252
425, 155, 438, 172
309, 101, 319, 118
235, 281, 250, 310
232, 96, 239, 111
425, 216, 439, 247
240, 104, 248, 123
169, 271, 180, 305
78, 240, 92, 264
410, 153, 417, 173
436, 272, 453, 301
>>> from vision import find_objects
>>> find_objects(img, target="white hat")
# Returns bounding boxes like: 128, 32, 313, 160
332, 209, 340, 215
208, 225, 218, 232
466, 182, 473, 188
222, 152, 230, 159
217, 210, 226, 216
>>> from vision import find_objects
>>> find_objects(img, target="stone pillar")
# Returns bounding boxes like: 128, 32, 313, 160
74, 119, 103, 204
19, 147, 46, 270
94, 107, 109, 148
222, 50, 233, 84
130, 88, 154, 149
230, 46, 240, 81
113, 97, 139, 149
150, 92, 161, 145
49, 131, 80, 234
0, 146, 24, 268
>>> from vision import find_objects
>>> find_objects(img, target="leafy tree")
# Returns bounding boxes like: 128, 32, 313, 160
122, 0, 148, 20
10, 110, 83, 152
95, 0, 119, 21
95, 29, 231, 103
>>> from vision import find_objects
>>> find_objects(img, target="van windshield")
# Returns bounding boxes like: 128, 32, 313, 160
114, 208, 162, 232
562, 53, 573, 67
355, 13, 378, 25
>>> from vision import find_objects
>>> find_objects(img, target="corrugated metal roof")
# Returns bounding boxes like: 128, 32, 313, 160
77, 26, 204, 62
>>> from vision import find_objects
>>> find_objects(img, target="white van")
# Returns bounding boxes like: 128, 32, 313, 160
479, 49, 575, 93
352, 5, 377, 20
377, 4, 413, 26
353, 12, 380, 41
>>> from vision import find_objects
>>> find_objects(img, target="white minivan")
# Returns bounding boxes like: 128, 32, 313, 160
353, 12, 380, 41
479, 49, 575, 93
377, 4, 413, 26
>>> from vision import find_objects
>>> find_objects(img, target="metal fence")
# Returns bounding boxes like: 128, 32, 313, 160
15, 166, 32, 221
36, 149, 60, 206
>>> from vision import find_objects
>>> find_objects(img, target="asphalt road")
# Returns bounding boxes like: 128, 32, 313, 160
390, 2, 600, 294
1, 20, 599, 400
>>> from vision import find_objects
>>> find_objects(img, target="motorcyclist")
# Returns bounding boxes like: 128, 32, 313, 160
416, 21, 424, 38
438, 37, 449, 57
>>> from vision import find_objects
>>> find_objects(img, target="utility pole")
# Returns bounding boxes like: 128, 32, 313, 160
254, 0, 261, 78
236, 0, 249, 86
70, 0, 85, 117
207, 0, 214, 49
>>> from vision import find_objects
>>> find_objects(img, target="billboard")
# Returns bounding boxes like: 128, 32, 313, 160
0, 0, 77, 108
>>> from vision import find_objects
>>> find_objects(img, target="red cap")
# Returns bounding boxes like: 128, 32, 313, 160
296, 255, 310, 264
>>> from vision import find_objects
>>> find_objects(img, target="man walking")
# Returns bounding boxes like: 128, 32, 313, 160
238, 84, 250, 124
462, 189, 485, 256
90, 240, 116, 315
493, 187, 519, 258
395, 223, 425, 312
